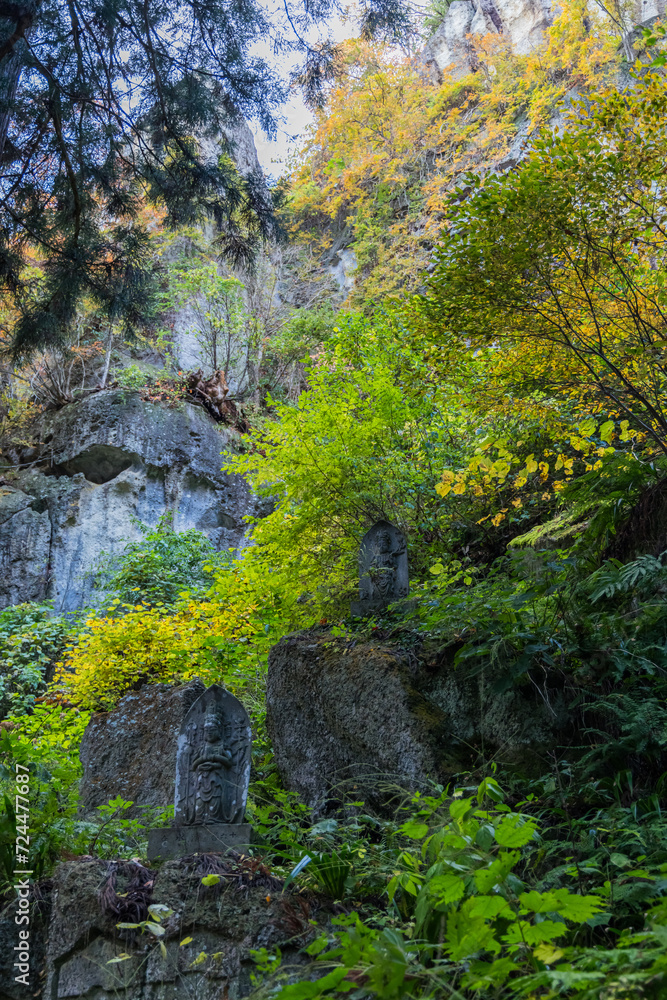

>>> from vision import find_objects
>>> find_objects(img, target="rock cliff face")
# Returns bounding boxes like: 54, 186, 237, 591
421, 0, 552, 80
421, 0, 665, 80
0, 391, 254, 611
171, 117, 274, 385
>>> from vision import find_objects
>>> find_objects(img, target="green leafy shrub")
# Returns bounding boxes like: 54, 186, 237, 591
88, 796, 174, 858
263, 779, 607, 998
226, 312, 467, 615
0, 603, 72, 720
116, 364, 150, 389
96, 514, 230, 607
0, 704, 91, 887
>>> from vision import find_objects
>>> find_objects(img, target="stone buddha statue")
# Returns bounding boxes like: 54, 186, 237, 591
174, 686, 251, 827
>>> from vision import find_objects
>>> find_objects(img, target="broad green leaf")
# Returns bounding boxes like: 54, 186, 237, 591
477, 777, 504, 804
201, 874, 221, 887
461, 957, 518, 989
578, 418, 597, 437
520, 890, 561, 913
400, 820, 429, 839
495, 815, 536, 848
504, 919, 567, 947
305, 935, 330, 956
475, 823, 495, 851
427, 873, 465, 904
445, 911, 501, 961
277, 967, 349, 998
550, 890, 603, 922
465, 895, 510, 919
599, 420, 614, 443
449, 798, 473, 821
533, 943, 564, 964
474, 852, 520, 892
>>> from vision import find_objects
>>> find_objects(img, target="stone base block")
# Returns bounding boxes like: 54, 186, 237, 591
147, 823, 252, 861
350, 599, 416, 617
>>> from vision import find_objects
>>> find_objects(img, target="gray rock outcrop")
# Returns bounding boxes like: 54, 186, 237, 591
421, 0, 554, 80
266, 630, 571, 811
171, 119, 274, 383
78, 681, 206, 820
421, 0, 664, 81
0, 857, 319, 1000
0, 390, 254, 611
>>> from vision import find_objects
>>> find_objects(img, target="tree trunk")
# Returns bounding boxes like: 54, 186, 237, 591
100, 326, 113, 388
0, 5, 34, 163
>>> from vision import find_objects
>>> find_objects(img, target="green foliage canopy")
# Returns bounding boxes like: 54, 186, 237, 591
415, 63, 667, 456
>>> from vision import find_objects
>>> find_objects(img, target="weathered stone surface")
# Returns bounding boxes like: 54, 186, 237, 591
37, 858, 319, 1000
147, 823, 252, 861
266, 631, 461, 811
0, 390, 256, 611
420, 0, 554, 81
39, 389, 240, 490
266, 630, 571, 810
78, 681, 205, 819
327, 246, 357, 294
0, 486, 51, 606
420, 0, 660, 86
0, 883, 51, 1000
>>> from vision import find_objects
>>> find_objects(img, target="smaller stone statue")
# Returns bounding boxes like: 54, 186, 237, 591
351, 520, 410, 616
148, 685, 253, 860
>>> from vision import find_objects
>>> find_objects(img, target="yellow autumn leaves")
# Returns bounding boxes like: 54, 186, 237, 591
435, 419, 632, 525
54, 596, 260, 710
285, 0, 622, 304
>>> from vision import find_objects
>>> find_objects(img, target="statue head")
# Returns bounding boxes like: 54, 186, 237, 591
376, 529, 392, 554
203, 710, 223, 744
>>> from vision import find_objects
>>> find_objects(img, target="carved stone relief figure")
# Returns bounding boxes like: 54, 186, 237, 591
174, 685, 251, 826
358, 520, 409, 607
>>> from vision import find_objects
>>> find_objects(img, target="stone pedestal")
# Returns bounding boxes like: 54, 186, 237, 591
147, 823, 252, 861
350, 599, 416, 617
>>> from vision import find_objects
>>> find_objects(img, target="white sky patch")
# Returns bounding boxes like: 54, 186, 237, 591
249, 11, 356, 180
252, 90, 313, 180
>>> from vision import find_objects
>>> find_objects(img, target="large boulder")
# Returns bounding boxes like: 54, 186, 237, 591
78, 680, 205, 819
266, 629, 571, 810
0, 390, 255, 610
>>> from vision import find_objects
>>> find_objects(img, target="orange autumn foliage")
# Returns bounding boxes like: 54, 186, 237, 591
285, 0, 623, 304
